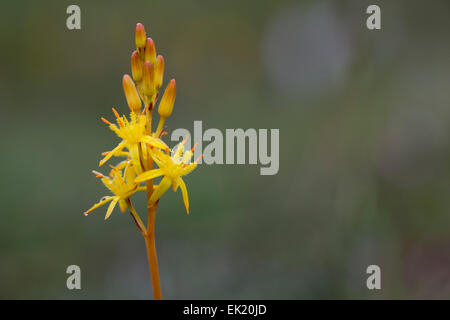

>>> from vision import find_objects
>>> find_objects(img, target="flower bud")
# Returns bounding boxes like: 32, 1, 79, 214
142, 61, 156, 96
122, 74, 141, 113
155, 55, 165, 90
158, 79, 176, 118
135, 23, 146, 49
131, 51, 142, 81
144, 38, 156, 65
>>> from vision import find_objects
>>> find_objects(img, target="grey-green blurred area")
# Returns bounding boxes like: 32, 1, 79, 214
1, 0, 450, 299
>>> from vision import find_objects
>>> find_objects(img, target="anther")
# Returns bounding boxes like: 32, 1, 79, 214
101, 117, 112, 125
195, 154, 204, 163
112, 107, 120, 118
109, 164, 119, 172
92, 170, 105, 178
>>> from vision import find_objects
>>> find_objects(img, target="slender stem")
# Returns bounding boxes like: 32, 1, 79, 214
144, 203, 162, 300
142, 98, 162, 300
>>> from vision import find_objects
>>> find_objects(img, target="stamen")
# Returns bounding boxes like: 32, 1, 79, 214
160, 131, 168, 137
109, 164, 119, 172
112, 107, 120, 118
118, 118, 125, 128
182, 135, 188, 144
191, 143, 198, 152
101, 117, 112, 125
195, 154, 204, 163
101, 151, 110, 156
92, 170, 105, 178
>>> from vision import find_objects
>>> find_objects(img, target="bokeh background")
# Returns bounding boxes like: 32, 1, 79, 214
1, 0, 450, 299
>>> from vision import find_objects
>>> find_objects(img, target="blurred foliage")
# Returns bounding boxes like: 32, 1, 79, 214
1, 0, 450, 299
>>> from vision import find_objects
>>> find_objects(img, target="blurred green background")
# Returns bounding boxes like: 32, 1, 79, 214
1, 0, 450, 299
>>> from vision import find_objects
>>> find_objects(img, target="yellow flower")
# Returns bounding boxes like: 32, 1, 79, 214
135, 138, 202, 214
84, 161, 146, 219
99, 108, 168, 167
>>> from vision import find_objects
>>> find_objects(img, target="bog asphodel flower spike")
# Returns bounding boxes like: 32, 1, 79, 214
84, 22, 200, 300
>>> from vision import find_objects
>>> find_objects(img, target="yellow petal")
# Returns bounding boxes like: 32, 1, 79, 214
105, 197, 120, 220
119, 199, 127, 212
141, 135, 169, 151
124, 163, 137, 188
177, 177, 190, 214
99, 140, 126, 166
136, 184, 158, 192
135, 168, 164, 183
180, 163, 197, 176
84, 196, 114, 215
150, 176, 171, 204
172, 179, 179, 191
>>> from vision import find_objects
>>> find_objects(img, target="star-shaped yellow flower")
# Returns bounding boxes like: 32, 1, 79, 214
99, 108, 168, 167
84, 161, 146, 219
135, 138, 202, 214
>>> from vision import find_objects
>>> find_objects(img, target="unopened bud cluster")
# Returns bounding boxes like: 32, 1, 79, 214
122, 22, 175, 120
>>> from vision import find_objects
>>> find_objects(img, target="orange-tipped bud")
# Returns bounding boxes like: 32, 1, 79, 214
131, 51, 142, 81
158, 79, 176, 118
135, 23, 146, 49
142, 61, 156, 96
155, 55, 165, 89
122, 74, 142, 113
144, 38, 156, 65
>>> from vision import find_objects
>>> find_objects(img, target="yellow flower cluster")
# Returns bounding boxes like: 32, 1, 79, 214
84, 23, 201, 220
